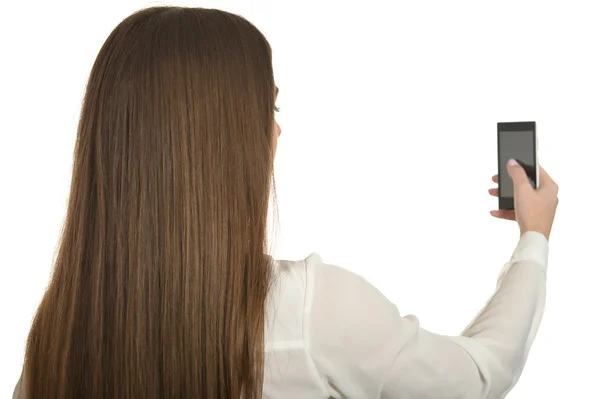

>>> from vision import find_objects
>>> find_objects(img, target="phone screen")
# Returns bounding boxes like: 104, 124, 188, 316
498, 123, 536, 200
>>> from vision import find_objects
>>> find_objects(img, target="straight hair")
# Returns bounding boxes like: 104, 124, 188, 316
23, 6, 276, 398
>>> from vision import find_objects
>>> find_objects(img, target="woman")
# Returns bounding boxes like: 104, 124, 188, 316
13, 6, 558, 399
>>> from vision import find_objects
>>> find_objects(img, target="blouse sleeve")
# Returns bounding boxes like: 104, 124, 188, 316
307, 232, 549, 399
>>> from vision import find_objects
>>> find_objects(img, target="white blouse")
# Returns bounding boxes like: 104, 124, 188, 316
263, 231, 549, 398
13, 232, 548, 399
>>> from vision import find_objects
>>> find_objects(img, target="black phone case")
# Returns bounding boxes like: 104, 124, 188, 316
497, 121, 537, 211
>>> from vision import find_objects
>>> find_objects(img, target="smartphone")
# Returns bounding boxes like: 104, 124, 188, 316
497, 121, 538, 210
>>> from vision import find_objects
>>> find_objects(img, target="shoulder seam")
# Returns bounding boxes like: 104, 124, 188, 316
302, 256, 331, 396
302, 256, 315, 349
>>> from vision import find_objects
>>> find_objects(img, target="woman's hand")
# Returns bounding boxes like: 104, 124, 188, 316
489, 161, 559, 240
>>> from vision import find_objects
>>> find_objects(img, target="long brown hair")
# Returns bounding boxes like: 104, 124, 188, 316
23, 6, 275, 398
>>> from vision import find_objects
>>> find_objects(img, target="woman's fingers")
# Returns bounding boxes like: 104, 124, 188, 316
490, 210, 516, 221
489, 175, 516, 220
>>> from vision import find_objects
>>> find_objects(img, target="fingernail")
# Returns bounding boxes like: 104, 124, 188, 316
508, 159, 519, 166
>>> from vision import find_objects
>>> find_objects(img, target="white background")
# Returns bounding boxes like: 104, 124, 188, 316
1, 0, 598, 397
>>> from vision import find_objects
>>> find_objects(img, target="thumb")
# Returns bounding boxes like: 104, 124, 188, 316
507, 159, 533, 192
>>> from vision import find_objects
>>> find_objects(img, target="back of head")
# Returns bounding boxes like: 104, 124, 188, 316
24, 6, 275, 398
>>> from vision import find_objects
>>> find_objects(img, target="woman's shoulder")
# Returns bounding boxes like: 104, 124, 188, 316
273, 252, 360, 281
270, 254, 410, 396
271, 253, 400, 325
274, 253, 391, 299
